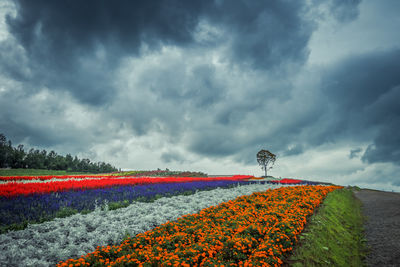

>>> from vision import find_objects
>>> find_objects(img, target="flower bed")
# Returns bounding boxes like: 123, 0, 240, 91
109, 170, 208, 177
0, 170, 210, 182
0, 175, 252, 198
0, 180, 263, 229
58, 185, 341, 266
0, 183, 290, 266
0, 174, 107, 182
270, 178, 303, 184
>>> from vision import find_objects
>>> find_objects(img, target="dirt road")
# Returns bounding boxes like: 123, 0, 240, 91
354, 189, 400, 267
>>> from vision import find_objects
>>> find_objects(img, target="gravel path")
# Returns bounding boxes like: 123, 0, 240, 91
354, 189, 400, 267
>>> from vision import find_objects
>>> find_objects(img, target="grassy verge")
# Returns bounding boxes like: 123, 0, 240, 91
284, 188, 367, 267
0, 168, 99, 176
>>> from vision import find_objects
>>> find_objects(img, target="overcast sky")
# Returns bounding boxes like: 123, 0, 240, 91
1, 0, 399, 191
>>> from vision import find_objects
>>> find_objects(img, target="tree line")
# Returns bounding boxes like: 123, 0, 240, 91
0, 133, 118, 173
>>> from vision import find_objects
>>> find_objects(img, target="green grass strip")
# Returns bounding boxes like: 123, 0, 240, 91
285, 188, 367, 267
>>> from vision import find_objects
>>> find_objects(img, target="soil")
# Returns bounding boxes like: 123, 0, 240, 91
354, 189, 400, 267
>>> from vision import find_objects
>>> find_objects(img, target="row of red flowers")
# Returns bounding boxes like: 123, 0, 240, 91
0, 170, 206, 181
0, 175, 253, 198
271, 178, 302, 184
58, 185, 342, 267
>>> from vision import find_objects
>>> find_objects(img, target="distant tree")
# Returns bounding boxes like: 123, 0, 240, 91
72, 156, 80, 171
0, 133, 118, 172
257, 149, 276, 177
10, 144, 26, 168
0, 134, 13, 168
25, 149, 46, 169
65, 154, 73, 171
24, 148, 35, 169
47, 150, 57, 170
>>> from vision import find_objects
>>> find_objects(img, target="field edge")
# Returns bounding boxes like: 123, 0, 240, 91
283, 188, 368, 266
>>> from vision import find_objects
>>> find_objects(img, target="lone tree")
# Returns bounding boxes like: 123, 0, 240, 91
257, 149, 276, 177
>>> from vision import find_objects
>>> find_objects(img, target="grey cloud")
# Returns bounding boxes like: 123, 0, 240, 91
349, 148, 362, 159
360, 84, 400, 164
8, 0, 357, 74
147, 63, 224, 108
351, 164, 400, 189
120, 46, 400, 168
3, 0, 396, 173
7, 0, 210, 62
213, 48, 400, 165
185, 78, 316, 163
4, 0, 339, 107
161, 151, 186, 164
6, 0, 215, 105
309, 0, 362, 23
206, 0, 315, 70
188, 126, 252, 158
215, 104, 254, 126
0, 117, 55, 147
328, 0, 362, 23
0, 85, 112, 156
322, 50, 400, 112
319, 49, 400, 165
283, 144, 304, 156
0, 114, 87, 154
0, 39, 31, 81
362, 123, 400, 165
185, 65, 224, 107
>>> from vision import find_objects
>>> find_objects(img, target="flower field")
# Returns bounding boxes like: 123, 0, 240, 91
0, 174, 341, 266
1, 179, 258, 231
0, 175, 252, 197
0, 170, 208, 182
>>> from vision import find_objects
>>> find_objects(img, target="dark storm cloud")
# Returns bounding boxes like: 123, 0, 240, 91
361, 86, 400, 164
328, 0, 362, 23
320, 49, 400, 165
349, 148, 362, 159
322, 50, 400, 112
1, 0, 372, 166
6, 0, 214, 104
206, 0, 314, 70
7, 0, 210, 61
146, 63, 224, 108
3, 0, 339, 106
192, 48, 400, 165
7, 0, 320, 72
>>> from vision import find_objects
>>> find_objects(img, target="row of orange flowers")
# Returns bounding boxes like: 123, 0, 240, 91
58, 185, 342, 267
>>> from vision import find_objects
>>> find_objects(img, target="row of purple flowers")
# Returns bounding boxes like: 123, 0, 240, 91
0, 180, 272, 233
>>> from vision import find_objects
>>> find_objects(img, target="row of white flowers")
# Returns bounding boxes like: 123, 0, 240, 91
0, 183, 295, 266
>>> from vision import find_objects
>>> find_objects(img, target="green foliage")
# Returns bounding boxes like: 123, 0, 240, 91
286, 188, 367, 267
55, 207, 79, 218
256, 149, 276, 177
0, 133, 118, 173
0, 221, 29, 234
0, 168, 92, 176
108, 200, 131, 210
